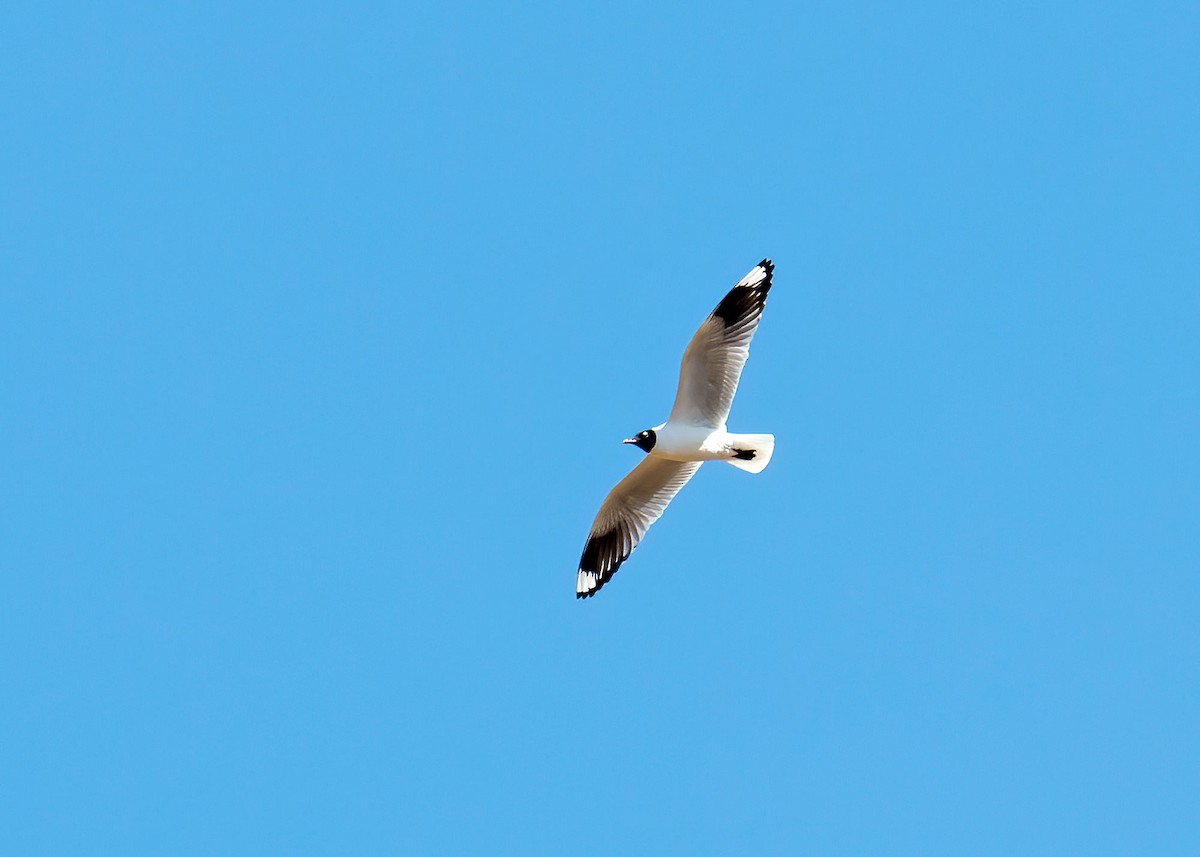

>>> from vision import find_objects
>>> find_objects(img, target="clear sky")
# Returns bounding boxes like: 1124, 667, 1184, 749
3, 1, 1198, 854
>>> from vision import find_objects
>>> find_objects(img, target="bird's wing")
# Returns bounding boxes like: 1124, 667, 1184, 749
576, 456, 702, 598
667, 259, 774, 428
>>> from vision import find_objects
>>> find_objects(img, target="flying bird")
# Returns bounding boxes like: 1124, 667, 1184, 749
576, 259, 777, 598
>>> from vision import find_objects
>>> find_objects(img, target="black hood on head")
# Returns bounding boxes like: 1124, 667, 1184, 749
625, 429, 656, 453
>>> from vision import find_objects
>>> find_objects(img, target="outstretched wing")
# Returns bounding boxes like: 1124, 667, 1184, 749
576, 456, 702, 598
667, 259, 774, 428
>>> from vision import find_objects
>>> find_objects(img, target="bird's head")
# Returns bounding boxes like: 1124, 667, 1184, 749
623, 429, 657, 453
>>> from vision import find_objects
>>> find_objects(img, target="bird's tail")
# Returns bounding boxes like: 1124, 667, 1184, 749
726, 433, 775, 474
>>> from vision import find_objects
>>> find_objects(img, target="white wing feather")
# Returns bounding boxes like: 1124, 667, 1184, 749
576, 457, 701, 598
668, 260, 774, 428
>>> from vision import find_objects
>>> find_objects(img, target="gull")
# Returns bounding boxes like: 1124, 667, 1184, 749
576, 259, 777, 598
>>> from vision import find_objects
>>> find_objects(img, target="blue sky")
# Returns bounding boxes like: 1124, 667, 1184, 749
3, 1, 1198, 853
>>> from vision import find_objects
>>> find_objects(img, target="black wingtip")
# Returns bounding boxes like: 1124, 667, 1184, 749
576, 527, 630, 599
712, 260, 774, 326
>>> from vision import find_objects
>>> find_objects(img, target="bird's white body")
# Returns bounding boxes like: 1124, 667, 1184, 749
649, 422, 775, 473
649, 422, 729, 461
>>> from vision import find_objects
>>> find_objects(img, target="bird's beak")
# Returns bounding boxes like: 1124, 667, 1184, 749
623, 437, 637, 445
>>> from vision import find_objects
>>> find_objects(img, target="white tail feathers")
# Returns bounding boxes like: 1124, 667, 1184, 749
725, 433, 775, 474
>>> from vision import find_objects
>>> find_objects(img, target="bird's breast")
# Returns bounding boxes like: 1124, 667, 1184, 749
650, 424, 730, 462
